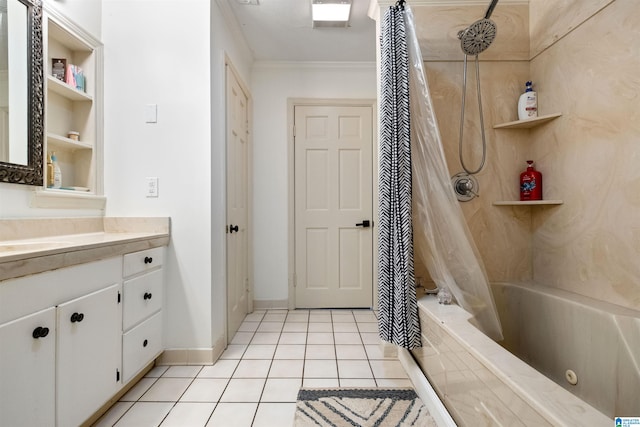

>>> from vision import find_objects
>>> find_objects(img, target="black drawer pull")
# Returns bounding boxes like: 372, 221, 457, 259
143, 339, 148, 347
144, 256, 153, 264
144, 292, 153, 300
70, 312, 84, 323
32, 326, 50, 339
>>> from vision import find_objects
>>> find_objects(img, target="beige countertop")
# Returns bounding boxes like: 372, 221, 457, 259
0, 217, 170, 281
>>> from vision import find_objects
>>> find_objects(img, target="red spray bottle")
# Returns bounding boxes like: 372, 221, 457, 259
520, 160, 542, 201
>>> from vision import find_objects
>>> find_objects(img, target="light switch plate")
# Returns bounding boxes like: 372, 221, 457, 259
146, 177, 159, 197
145, 104, 157, 123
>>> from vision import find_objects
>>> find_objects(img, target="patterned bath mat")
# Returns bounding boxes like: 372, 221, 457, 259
294, 388, 436, 427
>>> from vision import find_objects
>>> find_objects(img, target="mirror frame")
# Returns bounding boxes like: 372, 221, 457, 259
0, 0, 43, 186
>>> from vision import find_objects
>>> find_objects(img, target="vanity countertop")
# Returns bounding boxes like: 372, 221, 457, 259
0, 217, 170, 281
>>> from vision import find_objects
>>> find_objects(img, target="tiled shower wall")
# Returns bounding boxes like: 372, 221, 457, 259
411, 0, 640, 312
529, 0, 640, 312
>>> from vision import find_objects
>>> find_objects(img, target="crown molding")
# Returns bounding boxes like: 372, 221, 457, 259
214, 0, 254, 60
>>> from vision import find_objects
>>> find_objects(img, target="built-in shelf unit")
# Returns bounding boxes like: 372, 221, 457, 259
33, 8, 105, 209
493, 200, 564, 206
493, 113, 562, 129
493, 112, 563, 206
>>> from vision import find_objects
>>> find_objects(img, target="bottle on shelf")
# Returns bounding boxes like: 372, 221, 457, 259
51, 152, 62, 189
520, 160, 542, 201
518, 81, 538, 120
46, 153, 54, 188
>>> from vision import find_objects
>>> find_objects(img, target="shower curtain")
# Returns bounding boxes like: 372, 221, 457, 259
378, 4, 503, 345
378, 4, 421, 350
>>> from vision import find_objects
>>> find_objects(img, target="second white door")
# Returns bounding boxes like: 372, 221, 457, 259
294, 104, 373, 308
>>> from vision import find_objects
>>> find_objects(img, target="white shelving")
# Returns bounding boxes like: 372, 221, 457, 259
47, 132, 92, 151
35, 7, 104, 210
493, 200, 564, 206
493, 113, 562, 129
492, 113, 563, 206
46, 75, 93, 102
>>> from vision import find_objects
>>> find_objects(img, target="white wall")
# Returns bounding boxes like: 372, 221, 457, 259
0, 0, 102, 217
102, 0, 251, 351
251, 62, 376, 304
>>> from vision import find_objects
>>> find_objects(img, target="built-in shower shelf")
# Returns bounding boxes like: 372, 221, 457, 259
493, 200, 564, 206
493, 113, 562, 129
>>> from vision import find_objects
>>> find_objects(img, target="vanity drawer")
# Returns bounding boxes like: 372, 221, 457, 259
123, 247, 164, 278
123, 269, 163, 331
122, 311, 162, 383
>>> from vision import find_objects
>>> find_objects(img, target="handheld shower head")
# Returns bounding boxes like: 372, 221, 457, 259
458, 18, 497, 56
457, 0, 499, 56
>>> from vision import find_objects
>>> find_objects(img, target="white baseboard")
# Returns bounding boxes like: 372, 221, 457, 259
253, 298, 289, 310
157, 336, 226, 366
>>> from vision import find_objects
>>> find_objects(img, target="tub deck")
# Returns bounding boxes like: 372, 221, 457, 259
411, 288, 615, 426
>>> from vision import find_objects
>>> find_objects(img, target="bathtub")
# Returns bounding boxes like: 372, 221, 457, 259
405, 282, 640, 426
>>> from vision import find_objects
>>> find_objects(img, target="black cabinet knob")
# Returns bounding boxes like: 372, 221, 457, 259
143, 339, 148, 347
229, 224, 239, 233
144, 256, 153, 264
32, 326, 50, 339
143, 292, 153, 300
70, 312, 84, 323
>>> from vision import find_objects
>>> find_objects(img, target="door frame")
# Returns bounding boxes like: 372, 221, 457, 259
287, 98, 379, 310
224, 54, 253, 344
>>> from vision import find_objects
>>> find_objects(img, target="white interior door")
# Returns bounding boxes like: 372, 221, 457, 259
295, 104, 373, 308
226, 65, 250, 341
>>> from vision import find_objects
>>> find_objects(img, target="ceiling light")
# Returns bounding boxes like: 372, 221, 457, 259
312, 0, 352, 23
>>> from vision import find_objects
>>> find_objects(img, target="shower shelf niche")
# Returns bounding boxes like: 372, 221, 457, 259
493, 113, 562, 129
493, 200, 563, 206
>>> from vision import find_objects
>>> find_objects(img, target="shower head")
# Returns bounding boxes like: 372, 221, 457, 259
457, 0, 499, 56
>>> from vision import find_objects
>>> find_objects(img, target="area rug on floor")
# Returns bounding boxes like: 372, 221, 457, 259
294, 388, 436, 427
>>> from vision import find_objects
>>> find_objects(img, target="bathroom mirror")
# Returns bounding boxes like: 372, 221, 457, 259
0, 0, 43, 186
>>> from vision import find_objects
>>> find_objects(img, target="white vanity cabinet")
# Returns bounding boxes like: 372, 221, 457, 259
0, 257, 122, 427
0, 307, 56, 427
122, 247, 164, 383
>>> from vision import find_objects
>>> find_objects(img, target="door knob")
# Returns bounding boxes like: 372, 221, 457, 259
229, 224, 239, 233
355, 220, 371, 228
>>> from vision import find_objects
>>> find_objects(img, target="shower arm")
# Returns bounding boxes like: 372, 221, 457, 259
484, 0, 499, 19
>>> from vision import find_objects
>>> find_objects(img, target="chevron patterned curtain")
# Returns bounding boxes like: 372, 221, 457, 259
378, 4, 421, 350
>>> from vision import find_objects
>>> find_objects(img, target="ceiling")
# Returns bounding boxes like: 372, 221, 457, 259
223, 0, 525, 63
223, 0, 378, 62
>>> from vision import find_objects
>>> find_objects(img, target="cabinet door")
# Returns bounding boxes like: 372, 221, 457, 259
56, 284, 122, 427
0, 307, 56, 427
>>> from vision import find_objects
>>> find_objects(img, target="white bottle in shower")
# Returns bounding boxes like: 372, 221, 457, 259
518, 81, 538, 120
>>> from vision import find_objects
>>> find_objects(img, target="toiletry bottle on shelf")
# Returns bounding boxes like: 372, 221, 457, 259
520, 160, 542, 201
518, 81, 538, 120
51, 152, 62, 189
46, 153, 54, 188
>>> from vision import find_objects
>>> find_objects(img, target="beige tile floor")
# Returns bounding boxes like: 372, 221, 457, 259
93, 309, 411, 427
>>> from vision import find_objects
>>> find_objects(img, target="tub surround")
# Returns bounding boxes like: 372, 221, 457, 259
0, 217, 170, 281
412, 293, 612, 426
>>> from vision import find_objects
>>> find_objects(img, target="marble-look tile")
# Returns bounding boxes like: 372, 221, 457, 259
206, 402, 258, 427
411, 4, 529, 61
113, 402, 173, 427
92, 401, 133, 427
160, 402, 216, 427
219, 379, 266, 402
252, 403, 297, 427
138, 378, 192, 402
